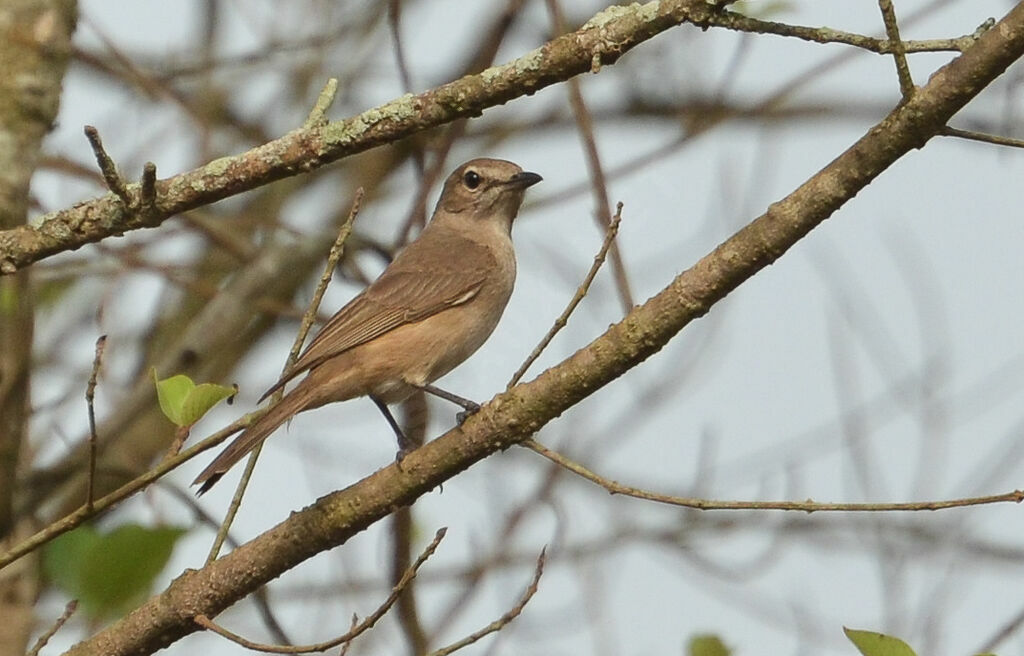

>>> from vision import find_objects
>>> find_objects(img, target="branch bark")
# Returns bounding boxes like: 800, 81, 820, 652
63, 3, 1024, 655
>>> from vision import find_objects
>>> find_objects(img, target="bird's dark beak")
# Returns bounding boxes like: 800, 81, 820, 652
508, 171, 543, 189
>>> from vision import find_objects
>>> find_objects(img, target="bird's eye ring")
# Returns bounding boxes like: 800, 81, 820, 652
463, 170, 481, 189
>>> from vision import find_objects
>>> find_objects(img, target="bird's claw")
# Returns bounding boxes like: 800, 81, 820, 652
456, 401, 482, 426
395, 446, 413, 471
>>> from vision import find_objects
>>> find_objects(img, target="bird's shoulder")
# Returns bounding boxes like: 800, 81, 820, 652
278, 226, 494, 383
366, 224, 496, 305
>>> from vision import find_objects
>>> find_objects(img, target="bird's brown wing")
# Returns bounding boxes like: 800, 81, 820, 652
259, 231, 493, 401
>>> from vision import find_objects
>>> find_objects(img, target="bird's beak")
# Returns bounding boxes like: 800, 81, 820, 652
508, 171, 543, 189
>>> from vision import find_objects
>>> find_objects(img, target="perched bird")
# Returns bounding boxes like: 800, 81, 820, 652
193, 158, 541, 493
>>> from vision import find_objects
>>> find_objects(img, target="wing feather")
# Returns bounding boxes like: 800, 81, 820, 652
259, 227, 494, 401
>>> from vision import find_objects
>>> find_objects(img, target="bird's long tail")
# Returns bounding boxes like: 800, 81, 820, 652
193, 387, 311, 495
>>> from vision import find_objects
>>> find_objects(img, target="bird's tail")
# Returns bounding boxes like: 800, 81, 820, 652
193, 388, 310, 495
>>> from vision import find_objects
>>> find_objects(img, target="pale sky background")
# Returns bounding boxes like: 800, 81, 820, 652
27, 1, 1024, 655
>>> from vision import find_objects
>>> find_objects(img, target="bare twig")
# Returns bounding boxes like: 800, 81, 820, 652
427, 547, 546, 656
84, 334, 107, 510
303, 78, 339, 129
387, 0, 428, 222
508, 203, 623, 389
195, 527, 448, 654
287, 188, 365, 367
337, 615, 359, 656
877, 0, 915, 98
26, 600, 78, 656
427, 464, 561, 641
391, 399, 430, 653
393, 0, 528, 248
941, 126, 1024, 149
976, 602, 1024, 654
547, 0, 633, 314
164, 426, 191, 459
388, 1, 415, 93
83, 125, 131, 206
205, 188, 364, 564
140, 161, 158, 215
713, 8, 986, 55
523, 438, 1024, 512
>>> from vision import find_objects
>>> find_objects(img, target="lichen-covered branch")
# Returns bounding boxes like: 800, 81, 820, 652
0, 0, 722, 275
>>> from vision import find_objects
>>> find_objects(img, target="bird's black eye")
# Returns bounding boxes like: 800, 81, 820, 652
463, 170, 481, 189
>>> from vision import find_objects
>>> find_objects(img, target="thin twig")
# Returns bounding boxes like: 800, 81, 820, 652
547, 0, 634, 315
426, 547, 546, 656
26, 600, 78, 656
0, 413, 250, 571
287, 188, 365, 367
388, 0, 415, 93
205, 188, 364, 564
165, 425, 191, 459
337, 615, 359, 656
84, 334, 107, 511
140, 161, 158, 215
393, 0, 527, 248
83, 125, 131, 206
976, 602, 1024, 654
712, 9, 986, 55
508, 203, 623, 389
941, 125, 1024, 149
387, 0, 428, 213
303, 78, 339, 129
195, 527, 448, 654
391, 507, 428, 654
523, 438, 1024, 512
877, 0, 915, 98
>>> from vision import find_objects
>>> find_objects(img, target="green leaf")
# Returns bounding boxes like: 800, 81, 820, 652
153, 368, 234, 427
42, 523, 100, 595
180, 382, 237, 425
688, 634, 731, 656
43, 523, 187, 619
0, 281, 18, 316
34, 277, 75, 310
844, 628, 917, 656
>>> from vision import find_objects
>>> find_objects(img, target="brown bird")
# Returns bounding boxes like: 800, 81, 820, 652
193, 158, 541, 493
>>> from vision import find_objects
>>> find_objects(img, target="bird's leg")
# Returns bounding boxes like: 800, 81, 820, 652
371, 396, 416, 462
414, 384, 481, 425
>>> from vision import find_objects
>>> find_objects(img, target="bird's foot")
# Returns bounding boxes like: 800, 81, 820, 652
395, 447, 410, 471
455, 401, 482, 425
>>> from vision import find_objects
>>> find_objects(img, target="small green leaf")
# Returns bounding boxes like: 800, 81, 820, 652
44, 523, 187, 619
844, 628, 917, 656
153, 368, 234, 427
688, 634, 731, 656
180, 382, 236, 425
153, 369, 193, 425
